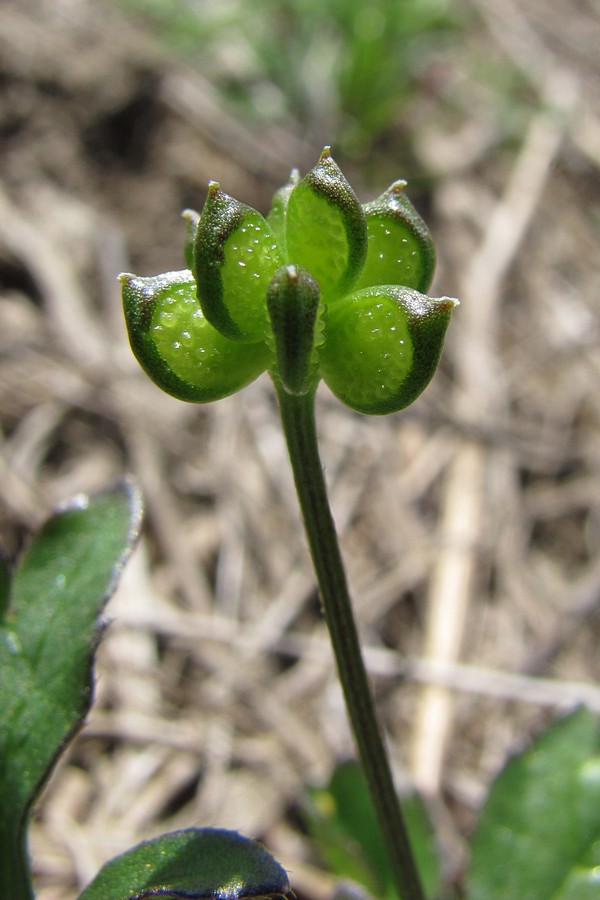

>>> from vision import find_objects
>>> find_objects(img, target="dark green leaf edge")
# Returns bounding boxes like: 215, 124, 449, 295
15, 478, 143, 833
77, 827, 292, 900
50, 475, 144, 631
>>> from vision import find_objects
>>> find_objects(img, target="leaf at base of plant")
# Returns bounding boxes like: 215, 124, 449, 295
77, 827, 291, 900
303, 760, 440, 899
467, 707, 600, 900
0, 479, 142, 899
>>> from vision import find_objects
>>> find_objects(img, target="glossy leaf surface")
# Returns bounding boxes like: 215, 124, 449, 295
467, 708, 600, 900
78, 827, 291, 900
0, 481, 142, 899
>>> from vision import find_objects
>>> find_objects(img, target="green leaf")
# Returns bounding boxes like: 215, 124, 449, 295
121, 270, 270, 403
399, 791, 443, 900
285, 148, 367, 300
356, 181, 436, 294
303, 761, 440, 899
0, 481, 142, 899
78, 827, 291, 900
321, 286, 457, 415
194, 183, 283, 342
303, 788, 383, 897
467, 708, 600, 900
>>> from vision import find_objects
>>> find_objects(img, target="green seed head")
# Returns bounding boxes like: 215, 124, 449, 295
121, 149, 457, 413
266, 168, 300, 257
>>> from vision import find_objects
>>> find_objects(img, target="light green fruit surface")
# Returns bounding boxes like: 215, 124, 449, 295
152, 278, 267, 393
356, 214, 433, 293
267, 170, 298, 256
321, 287, 414, 414
286, 187, 351, 298
220, 211, 282, 342
123, 272, 268, 403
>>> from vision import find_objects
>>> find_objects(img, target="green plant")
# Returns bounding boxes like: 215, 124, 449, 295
0, 483, 141, 899
299, 710, 600, 900
115, 0, 460, 156
4, 148, 597, 900
119, 147, 600, 898
0, 483, 291, 899
121, 148, 456, 899
217, 0, 459, 153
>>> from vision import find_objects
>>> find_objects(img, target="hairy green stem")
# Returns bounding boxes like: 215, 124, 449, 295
276, 385, 425, 900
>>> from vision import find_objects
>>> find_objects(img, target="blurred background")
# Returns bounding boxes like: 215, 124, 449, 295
1, 0, 600, 896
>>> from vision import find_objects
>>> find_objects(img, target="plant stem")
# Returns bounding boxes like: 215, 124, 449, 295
275, 385, 425, 900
